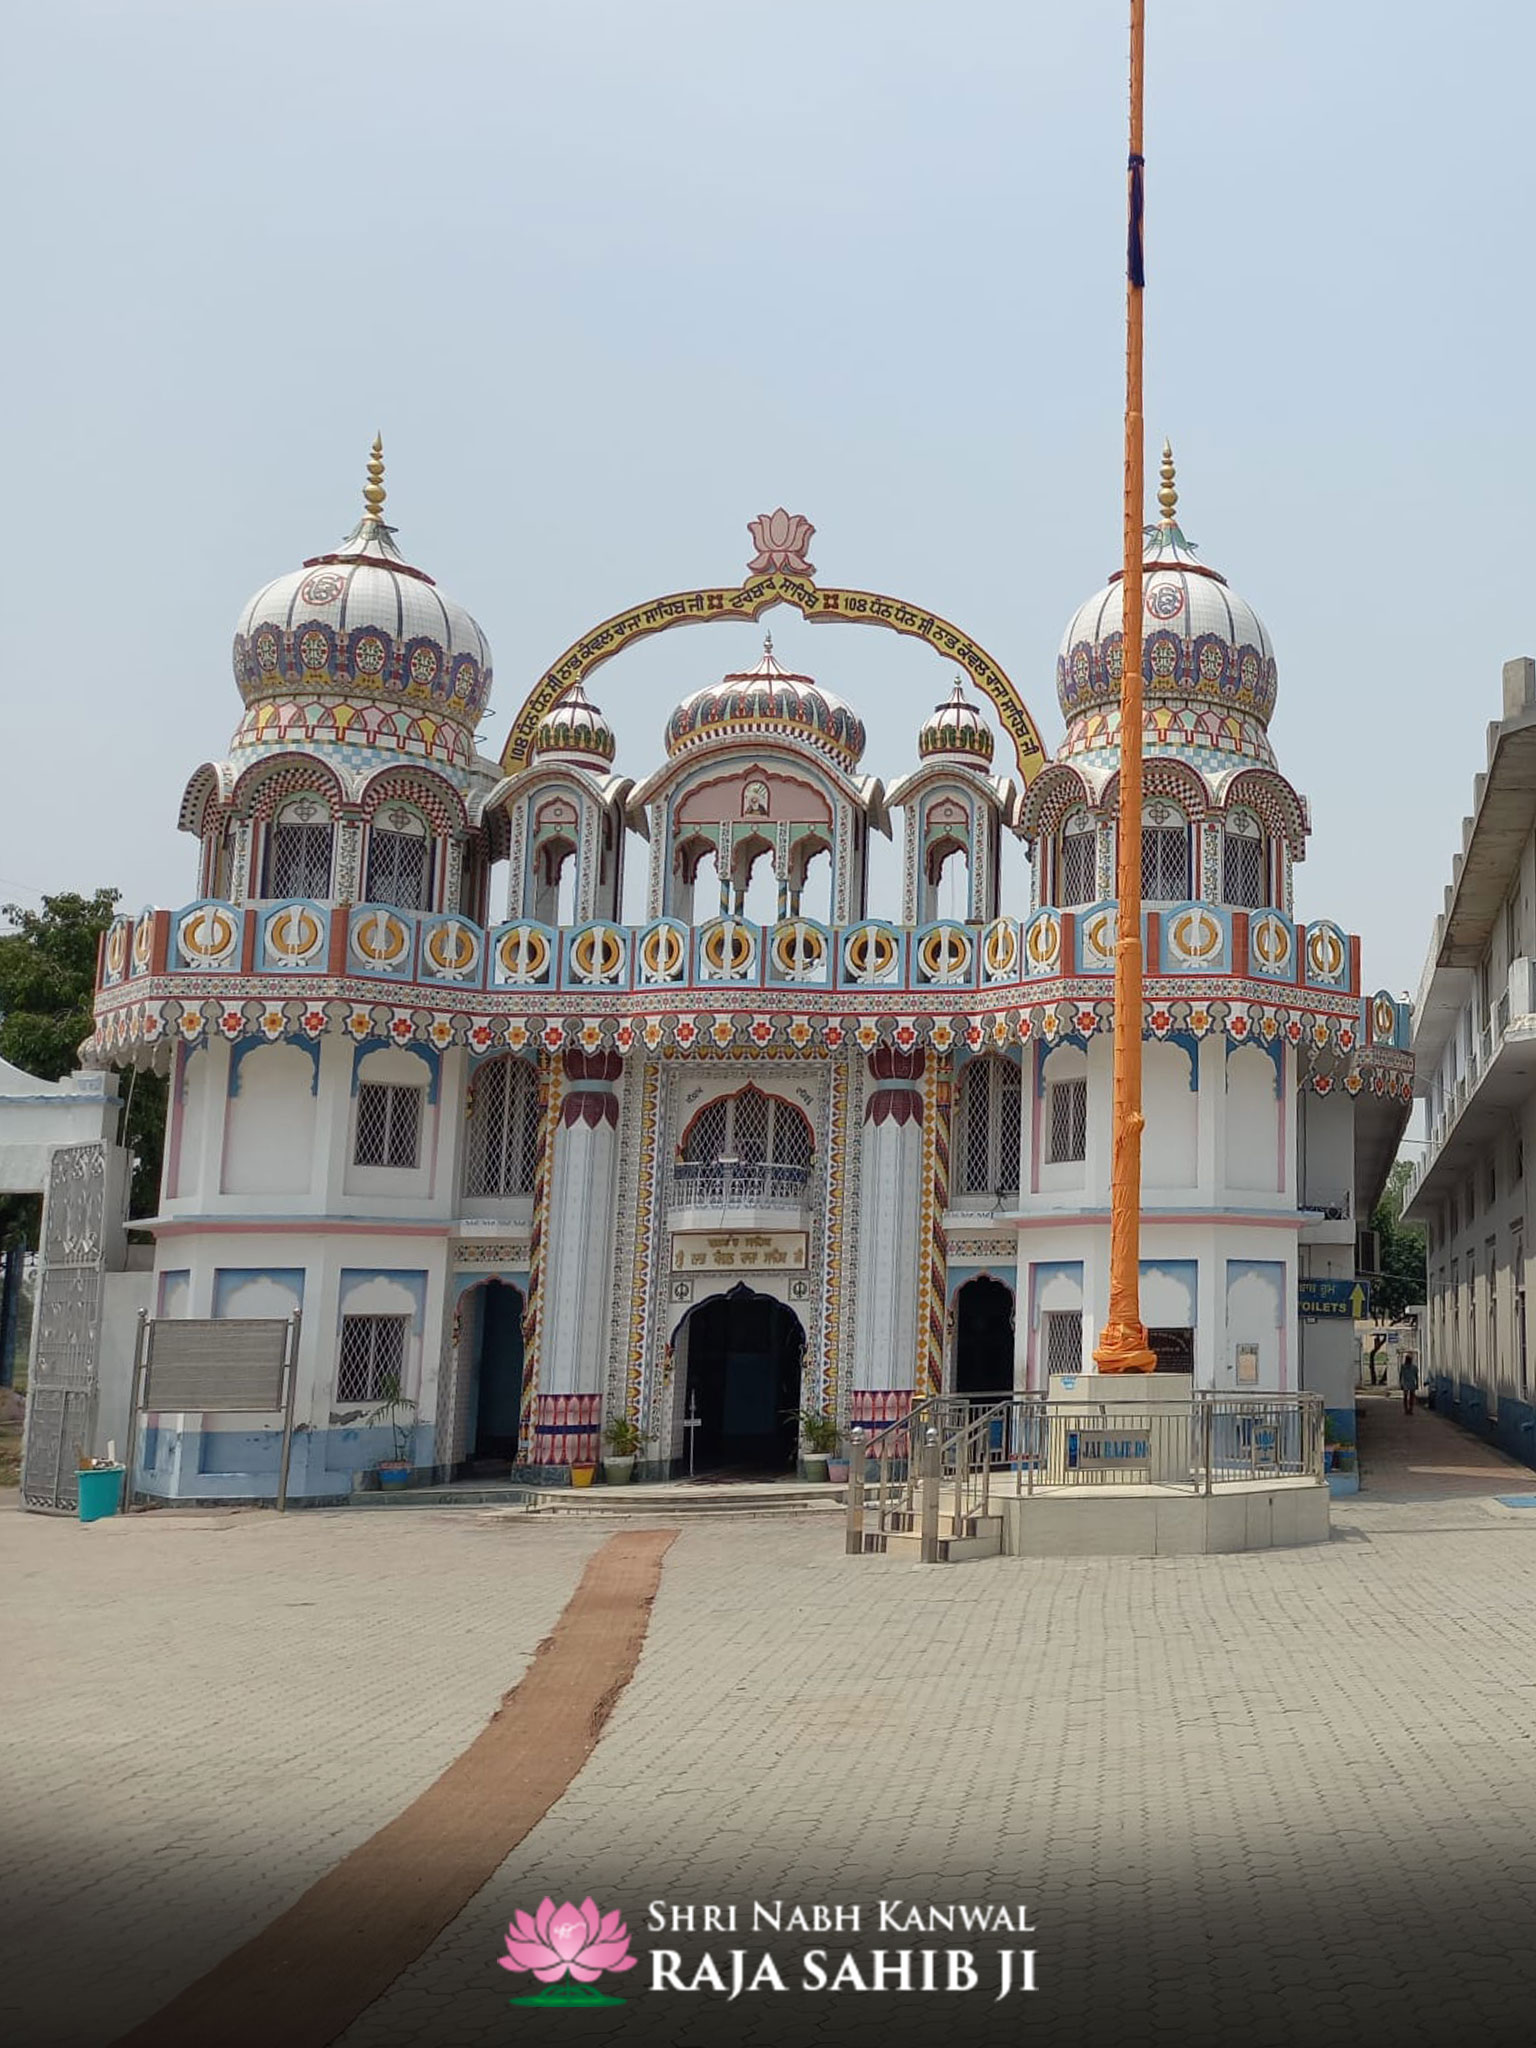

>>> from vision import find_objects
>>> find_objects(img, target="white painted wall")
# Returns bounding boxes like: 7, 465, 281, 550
221, 1042, 316, 1197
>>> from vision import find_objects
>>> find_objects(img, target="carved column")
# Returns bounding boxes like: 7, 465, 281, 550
850, 1048, 926, 1438
532, 1050, 623, 1470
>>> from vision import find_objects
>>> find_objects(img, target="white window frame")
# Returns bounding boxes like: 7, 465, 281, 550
365, 806, 433, 912
1043, 1308, 1084, 1375
354, 1082, 424, 1169
1057, 815, 1098, 907
337, 1313, 409, 1404
958, 1057, 1023, 1197
463, 1057, 541, 1198
263, 797, 334, 900
1046, 1076, 1088, 1165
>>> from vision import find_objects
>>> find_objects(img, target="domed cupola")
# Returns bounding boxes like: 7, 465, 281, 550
229, 438, 493, 768
1055, 445, 1278, 766
664, 636, 866, 773
919, 676, 995, 770
532, 680, 617, 772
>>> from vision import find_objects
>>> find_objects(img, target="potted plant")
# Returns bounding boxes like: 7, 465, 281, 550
793, 1408, 840, 1481
569, 1458, 598, 1488
1322, 1413, 1342, 1474
365, 1371, 417, 1490
601, 1415, 652, 1484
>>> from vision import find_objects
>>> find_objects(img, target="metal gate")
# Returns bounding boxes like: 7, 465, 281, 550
19, 1141, 108, 1514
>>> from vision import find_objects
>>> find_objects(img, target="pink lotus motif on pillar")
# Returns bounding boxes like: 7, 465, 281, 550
746, 508, 816, 578
500, 1896, 638, 1986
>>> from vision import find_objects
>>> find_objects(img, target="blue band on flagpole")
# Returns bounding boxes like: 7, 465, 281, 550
1128, 152, 1146, 287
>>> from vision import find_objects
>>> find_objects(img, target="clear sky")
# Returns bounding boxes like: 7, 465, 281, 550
0, 0, 1525, 1006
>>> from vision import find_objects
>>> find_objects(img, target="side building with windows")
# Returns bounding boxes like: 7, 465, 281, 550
87, 447, 1410, 1500
1404, 657, 1536, 1459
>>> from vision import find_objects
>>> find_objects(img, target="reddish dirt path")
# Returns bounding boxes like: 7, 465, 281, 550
111, 1527, 677, 2048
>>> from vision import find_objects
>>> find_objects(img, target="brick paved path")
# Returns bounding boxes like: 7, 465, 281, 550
9, 1489, 1536, 2048
1356, 1383, 1536, 1498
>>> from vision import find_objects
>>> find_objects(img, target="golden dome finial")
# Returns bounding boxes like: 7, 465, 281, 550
1158, 439, 1178, 524
363, 432, 387, 523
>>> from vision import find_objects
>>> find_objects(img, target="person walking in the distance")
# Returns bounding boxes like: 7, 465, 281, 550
1398, 1350, 1420, 1417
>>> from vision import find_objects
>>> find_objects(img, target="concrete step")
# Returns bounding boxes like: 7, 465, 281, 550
865, 1516, 1004, 1563
345, 1479, 845, 1517
524, 1482, 842, 1518
345, 1483, 535, 1509
874, 1508, 994, 1539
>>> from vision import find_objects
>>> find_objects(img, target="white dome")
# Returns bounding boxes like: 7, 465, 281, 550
1055, 451, 1276, 744
230, 440, 493, 743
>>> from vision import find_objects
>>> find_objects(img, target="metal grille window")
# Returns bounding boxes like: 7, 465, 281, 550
337, 1314, 407, 1403
1141, 815, 1190, 901
959, 1058, 1023, 1193
1044, 1309, 1083, 1375
1047, 1077, 1088, 1164
365, 810, 432, 911
1058, 822, 1098, 907
1221, 825, 1267, 908
264, 800, 333, 899
463, 1057, 540, 1197
680, 1088, 813, 1169
354, 1083, 423, 1168
675, 1087, 816, 1206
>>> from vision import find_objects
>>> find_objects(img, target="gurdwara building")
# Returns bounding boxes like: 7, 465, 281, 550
85, 447, 1411, 1499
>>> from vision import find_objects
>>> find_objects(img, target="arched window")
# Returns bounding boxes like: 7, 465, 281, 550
1057, 811, 1097, 906
263, 796, 333, 900
365, 805, 433, 911
677, 1086, 815, 1206
463, 1057, 541, 1198
1221, 807, 1268, 908
1141, 801, 1191, 902
957, 1056, 1022, 1196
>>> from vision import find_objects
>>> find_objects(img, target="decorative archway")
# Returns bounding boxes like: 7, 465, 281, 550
676, 1285, 806, 1475
501, 512, 1049, 781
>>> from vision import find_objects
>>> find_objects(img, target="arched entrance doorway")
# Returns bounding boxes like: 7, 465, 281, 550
680, 1286, 804, 1476
953, 1276, 1015, 1397
466, 1279, 525, 1469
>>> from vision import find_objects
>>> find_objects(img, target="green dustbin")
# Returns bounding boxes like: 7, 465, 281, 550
77, 1466, 125, 1524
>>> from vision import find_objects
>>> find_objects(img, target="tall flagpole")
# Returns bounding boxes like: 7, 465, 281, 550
1094, 0, 1156, 1375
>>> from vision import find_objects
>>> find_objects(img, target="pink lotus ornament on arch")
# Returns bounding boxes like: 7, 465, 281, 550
499, 1895, 638, 2010
746, 508, 816, 579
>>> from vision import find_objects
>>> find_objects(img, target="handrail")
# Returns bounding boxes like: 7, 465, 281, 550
846, 1389, 1325, 1558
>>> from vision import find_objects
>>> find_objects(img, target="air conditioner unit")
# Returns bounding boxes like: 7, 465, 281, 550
1356, 1228, 1381, 1277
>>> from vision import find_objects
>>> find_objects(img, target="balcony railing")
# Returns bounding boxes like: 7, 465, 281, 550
670, 1161, 811, 1211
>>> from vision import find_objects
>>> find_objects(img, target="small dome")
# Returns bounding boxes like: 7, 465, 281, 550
1055, 446, 1276, 754
665, 637, 866, 771
533, 680, 617, 769
919, 677, 995, 768
230, 439, 493, 757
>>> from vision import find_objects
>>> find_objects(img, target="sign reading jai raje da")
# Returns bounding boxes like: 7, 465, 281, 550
671, 1231, 809, 1274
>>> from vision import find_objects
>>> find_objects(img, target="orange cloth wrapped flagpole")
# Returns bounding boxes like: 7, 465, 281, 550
1094, 0, 1156, 1374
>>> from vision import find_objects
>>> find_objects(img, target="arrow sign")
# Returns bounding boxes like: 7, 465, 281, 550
1299, 1277, 1370, 1320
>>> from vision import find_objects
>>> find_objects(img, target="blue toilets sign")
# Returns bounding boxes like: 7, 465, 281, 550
1298, 1278, 1370, 1320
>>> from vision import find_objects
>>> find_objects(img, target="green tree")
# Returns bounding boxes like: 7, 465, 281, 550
1369, 1156, 1427, 1322
0, 891, 165, 1222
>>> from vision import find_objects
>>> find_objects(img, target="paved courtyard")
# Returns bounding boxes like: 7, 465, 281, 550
6, 1404, 1536, 2048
